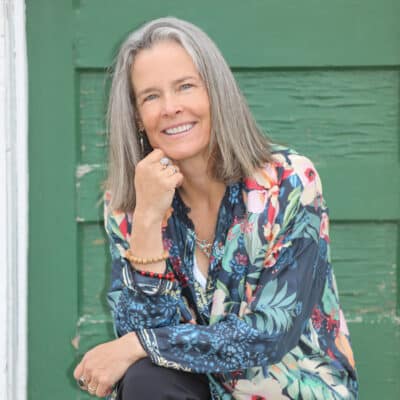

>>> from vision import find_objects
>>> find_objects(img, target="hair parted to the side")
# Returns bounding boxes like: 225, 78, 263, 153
104, 17, 272, 212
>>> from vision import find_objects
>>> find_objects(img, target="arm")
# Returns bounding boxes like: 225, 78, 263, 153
134, 156, 329, 374
105, 148, 194, 334
104, 195, 192, 334
73, 150, 188, 397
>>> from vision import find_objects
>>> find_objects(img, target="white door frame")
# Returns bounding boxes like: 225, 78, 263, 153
0, 1, 28, 399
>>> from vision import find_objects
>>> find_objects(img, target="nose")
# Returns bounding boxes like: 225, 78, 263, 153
161, 93, 183, 117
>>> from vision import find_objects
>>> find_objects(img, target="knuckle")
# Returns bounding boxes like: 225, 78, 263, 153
161, 181, 172, 191
98, 375, 107, 384
98, 389, 110, 397
175, 173, 184, 181
73, 365, 81, 379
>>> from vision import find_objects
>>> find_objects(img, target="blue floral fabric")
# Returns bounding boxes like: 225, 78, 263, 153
104, 146, 358, 399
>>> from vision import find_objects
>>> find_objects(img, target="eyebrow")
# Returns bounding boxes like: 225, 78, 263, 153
136, 75, 199, 99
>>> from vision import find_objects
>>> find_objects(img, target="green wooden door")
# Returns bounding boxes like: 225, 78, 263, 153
28, 1, 400, 399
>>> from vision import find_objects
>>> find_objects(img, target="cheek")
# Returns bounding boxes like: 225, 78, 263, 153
140, 103, 160, 127
200, 99, 211, 126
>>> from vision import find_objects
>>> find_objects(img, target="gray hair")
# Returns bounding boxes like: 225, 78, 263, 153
104, 17, 272, 212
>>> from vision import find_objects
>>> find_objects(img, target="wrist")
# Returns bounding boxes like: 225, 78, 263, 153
122, 332, 147, 363
133, 206, 164, 226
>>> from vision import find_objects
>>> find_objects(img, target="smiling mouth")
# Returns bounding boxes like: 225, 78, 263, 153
163, 123, 196, 135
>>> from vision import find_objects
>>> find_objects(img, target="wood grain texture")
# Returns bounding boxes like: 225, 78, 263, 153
76, 319, 400, 399
77, 69, 400, 221
77, 220, 400, 399
331, 223, 398, 319
79, 69, 400, 164
78, 222, 399, 319
78, 222, 111, 316
72, 4, 400, 399
75, 160, 400, 222
78, 71, 108, 165
235, 69, 400, 164
26, 1, 400, 399
349, 320, 400, 399
74, 0, 400, 68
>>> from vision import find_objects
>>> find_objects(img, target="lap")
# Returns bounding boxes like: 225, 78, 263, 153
116, 358, 210, 400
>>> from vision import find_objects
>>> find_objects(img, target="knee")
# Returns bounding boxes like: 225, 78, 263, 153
118, 358, 210, 400
119, 358, 174, 400
119, 358, 163, 399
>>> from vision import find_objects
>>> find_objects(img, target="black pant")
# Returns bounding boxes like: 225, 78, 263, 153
116, 358, 211, 400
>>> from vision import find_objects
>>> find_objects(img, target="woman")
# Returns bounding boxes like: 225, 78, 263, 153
73, 17, 358, 399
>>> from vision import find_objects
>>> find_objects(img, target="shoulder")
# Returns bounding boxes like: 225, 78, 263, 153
244, 145, 323, 211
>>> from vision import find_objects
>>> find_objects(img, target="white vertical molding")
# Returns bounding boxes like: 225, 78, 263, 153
0, 0, 28, 399
0, 0, 7, 393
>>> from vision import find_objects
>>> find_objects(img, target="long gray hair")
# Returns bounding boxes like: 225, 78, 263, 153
104, 17, 272, 212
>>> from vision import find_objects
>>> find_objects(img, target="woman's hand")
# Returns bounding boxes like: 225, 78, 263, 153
134, 148, 183, 223
73, 332, 147, 397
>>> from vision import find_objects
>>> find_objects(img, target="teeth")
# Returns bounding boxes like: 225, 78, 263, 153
165, 123, 194, 135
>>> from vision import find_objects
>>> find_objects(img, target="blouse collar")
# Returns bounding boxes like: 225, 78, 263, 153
171, 181, 245, 231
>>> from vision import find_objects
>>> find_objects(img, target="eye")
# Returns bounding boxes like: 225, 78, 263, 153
179, 83, 194, 91
143, 93, 158, 103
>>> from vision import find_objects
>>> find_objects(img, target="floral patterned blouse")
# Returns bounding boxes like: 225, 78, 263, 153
104, 146, 358, 399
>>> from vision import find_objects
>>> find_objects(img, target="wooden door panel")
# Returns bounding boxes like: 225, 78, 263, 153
75, 0, 400, 68
28, 1, 400, 399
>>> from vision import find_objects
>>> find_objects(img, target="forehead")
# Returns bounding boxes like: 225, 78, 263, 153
131, 40, 200, 90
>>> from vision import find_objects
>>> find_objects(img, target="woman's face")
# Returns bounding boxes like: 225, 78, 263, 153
131, 40, 211, 163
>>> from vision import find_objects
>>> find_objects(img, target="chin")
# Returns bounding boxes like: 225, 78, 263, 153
162, 146, 208, 163
166, 152, 194, 162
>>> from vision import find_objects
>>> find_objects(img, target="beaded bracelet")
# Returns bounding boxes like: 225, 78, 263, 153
125, 248, 169, 265
137, 269, 175, 281
124, 249, 174, 281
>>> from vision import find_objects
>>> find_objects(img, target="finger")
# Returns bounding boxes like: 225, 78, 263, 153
96, 382, 113, 398
73, 362, 84, 380
144, 148, 165, 163
87, 378, 99, 396
79, 368, 92, 391
74, 362, 90, 390
160, 172, 184, 191
172, 172, 184, 188
161, 165, 180, 177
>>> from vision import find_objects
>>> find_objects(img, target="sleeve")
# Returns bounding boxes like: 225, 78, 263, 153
134, 156, 329, 374
104, 194, 192, 337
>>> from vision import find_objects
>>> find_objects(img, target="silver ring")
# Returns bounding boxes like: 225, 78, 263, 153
160, 157, 171, 169
77, 376, 87, 388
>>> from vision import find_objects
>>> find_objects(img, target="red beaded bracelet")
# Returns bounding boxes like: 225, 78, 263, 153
137, 269, 175, 281
125, 249, 175, 281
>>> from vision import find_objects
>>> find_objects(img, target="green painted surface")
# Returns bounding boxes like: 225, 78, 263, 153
26, 0, 78, 399
79, 69, 400, 164
350, 320, 400, 398
79, 222, 110, 316
75, 0, 400, 68
77, 70, 400, 221
28, 1, 400, 399
75, 222, 400, 399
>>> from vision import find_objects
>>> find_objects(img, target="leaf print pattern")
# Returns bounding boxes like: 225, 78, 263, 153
103, 146, 358, 400
253, 280, 298, 335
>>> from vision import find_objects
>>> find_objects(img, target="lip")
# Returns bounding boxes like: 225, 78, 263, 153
161, 121, 197, 133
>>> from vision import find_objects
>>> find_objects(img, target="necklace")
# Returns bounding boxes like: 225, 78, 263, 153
195, 237, 213, 258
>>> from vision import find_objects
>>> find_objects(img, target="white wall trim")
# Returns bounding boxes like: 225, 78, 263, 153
0, 1, 28, 399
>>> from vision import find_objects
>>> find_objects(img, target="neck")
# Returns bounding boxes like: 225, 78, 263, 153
176, 156, 226, 210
